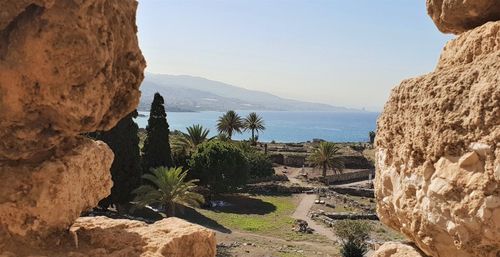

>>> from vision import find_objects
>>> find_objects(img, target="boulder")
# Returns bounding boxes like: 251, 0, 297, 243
426, 0, 500, 34
0, 217, 217, 257
69, 217, 217, 257
372, 242, 427, 257
0, 0, 146, 161
375, 21, 500, 257
0, 138, 113, 237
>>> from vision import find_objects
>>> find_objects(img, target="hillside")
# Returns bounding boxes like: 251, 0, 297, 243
139, 73, 359, 112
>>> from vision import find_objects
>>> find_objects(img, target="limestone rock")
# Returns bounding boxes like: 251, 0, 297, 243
375, 21, 500, 257
426, 0, 500, 34
0, 0, 146, 161
372, 242, 427, 257
69, 217, 217, 257
0, 217, 216, 257
0, 138, 113, 237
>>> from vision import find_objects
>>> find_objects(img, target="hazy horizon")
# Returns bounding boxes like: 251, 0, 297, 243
137, 1, 452, 111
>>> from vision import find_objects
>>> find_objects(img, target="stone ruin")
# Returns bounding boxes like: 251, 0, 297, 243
0, 0, 215, 256
374, 0, 500, 257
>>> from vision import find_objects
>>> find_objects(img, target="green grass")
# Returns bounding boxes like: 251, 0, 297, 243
199, 195, 294, 234
198, 195, 328, 242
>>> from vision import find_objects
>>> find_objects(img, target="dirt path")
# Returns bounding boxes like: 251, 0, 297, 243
215, 230, 338, 257
292, 194, 337, 241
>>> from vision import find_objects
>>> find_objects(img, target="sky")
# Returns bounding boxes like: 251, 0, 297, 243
137, 0, 452, 112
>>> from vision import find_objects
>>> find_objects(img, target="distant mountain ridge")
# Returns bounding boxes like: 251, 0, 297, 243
139, 73, 361, 112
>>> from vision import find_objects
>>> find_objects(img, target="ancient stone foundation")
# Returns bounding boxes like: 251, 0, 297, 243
0, 0, 215, 256
374, 1, 500, 257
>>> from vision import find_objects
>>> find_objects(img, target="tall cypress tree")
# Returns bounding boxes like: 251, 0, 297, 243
142, 92, 173, 173
90, 110, 142, 208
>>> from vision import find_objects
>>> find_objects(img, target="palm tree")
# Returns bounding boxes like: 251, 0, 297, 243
132, 167, 204, 217
172, 124, 210, 155
217, 110, 243, 140
308, 142, 344, 178
243, 112, 265, 145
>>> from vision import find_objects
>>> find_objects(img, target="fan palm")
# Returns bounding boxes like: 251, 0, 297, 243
132, 167, 204, 217
172, 124, 210, 155
243, 112, 265, 145
308, 142, 344, 178
217, 110, 243, 140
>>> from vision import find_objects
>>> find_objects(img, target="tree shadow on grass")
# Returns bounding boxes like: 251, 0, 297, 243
177, 206, 232, 234
208, 194, 277, 215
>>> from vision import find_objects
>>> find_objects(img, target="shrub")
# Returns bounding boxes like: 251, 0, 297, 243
333, 220, 372, 257
189, 140, 249, 194
246, 150, 274, 179
235, 141, 274, 179
340, 240, 368, 257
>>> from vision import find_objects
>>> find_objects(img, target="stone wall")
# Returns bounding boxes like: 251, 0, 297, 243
326, 169, 373, 185
0, 0, 216, 256
374, 1, 500, 257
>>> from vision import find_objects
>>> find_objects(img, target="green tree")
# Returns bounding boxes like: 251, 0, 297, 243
88, 110, 142, 209
308, 142, 344, 178
217, 110, 243, 140
132, 167, 204, 217
243, 112, 265, 145
369, 131, 376, 144
172, 124, 211, 156
189, 140, 249, 194
333, 220, 372, 257
236, 142, 274, 179
142, 93, 173, 173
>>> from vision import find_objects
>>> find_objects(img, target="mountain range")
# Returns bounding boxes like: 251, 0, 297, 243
139, 73, 360, 112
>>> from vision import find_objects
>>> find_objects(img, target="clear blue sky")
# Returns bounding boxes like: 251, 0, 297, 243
137, 0, 452, 111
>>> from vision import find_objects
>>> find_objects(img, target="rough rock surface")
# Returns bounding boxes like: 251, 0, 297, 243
0, 217, 217, 257
375, 21, 500, 257
0, 0, 146, 161
372, 242, 427, 257
0, 138, 113, 237
426, 0, 500, 34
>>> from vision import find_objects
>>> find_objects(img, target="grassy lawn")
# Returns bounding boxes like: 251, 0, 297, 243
196, 194, 328, 242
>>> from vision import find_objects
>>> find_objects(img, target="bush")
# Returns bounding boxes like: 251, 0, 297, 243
189, 141, 249, 194
235, 142, 274, 179
333, 220, 372, 257
246, 150, 274, 179
340, 240, 368, 257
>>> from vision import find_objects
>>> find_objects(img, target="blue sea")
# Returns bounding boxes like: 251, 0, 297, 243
135, 111, 379, 143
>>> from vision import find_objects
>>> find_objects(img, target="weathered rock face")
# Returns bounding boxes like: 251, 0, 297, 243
426, 0, 500, 34
0, 0, 145, 238
376, 18, 500, 257
0, 0, 145, 161
372, 242, 427, 257
0, 138, 113, 237
70, 217, 217, 257
1, 1, 217, 257
1, 217, 217, 257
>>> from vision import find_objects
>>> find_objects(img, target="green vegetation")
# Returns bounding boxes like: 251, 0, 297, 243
369, 131, 376, 144
243, 112, 265, 145
132, 167, 204, 217
217, 110, 243, 139
172, 124, 211, 155
308, 142, 344, 178
171, 124, 211, 166
236, 142, 274, 179
88, 110, 142, 209
189, 140, 249, 194
142, 93, 173, 173
333, 220, 372, 257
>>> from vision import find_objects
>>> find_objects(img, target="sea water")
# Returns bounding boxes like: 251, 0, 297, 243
135, 111, 379, 143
